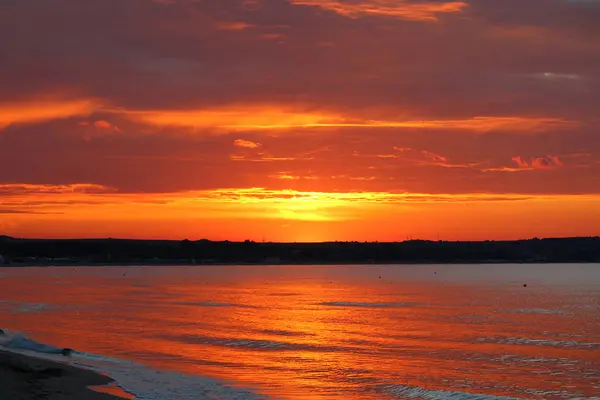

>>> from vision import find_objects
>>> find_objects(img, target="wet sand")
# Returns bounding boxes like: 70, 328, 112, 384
0, 350, 130, 400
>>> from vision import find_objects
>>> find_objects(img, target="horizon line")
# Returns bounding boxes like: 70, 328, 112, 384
2, 235, 599, 244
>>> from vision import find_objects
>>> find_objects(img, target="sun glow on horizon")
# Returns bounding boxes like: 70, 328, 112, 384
2, 185, 600, 242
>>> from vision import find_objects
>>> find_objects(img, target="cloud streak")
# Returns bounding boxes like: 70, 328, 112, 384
483, 156, 566, 172
0, 98, 102, 130
112, 106, 576, 133
233, 139, 261, 148
291, 0, 468, 21
0, 183, 112, 195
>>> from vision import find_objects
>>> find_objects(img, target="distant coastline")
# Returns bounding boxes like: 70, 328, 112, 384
1, 236, 599, 266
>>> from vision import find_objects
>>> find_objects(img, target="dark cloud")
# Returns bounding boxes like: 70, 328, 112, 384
0, 0, 598, 114
468, 0, 600, 36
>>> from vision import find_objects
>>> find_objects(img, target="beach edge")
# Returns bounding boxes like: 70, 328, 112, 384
0, 349, 132, 400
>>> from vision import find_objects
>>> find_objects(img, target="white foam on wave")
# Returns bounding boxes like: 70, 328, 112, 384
0, 331, 270, 400
73, 352, 270, 400
1, 332, 66, 354
380, 384, 523, 400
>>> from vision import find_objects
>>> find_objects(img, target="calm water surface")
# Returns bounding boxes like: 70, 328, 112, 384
0, 264, 599, 399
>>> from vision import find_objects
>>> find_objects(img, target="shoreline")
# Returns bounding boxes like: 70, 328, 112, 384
0, 349, 133, 400
2, 237, 599, 266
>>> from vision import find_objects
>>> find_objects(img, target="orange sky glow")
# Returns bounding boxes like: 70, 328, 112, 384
1, 0, 599, 241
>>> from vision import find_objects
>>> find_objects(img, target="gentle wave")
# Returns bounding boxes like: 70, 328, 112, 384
0, 300, 59, 314
261, 329, 312, 337
476, 337, 600, 349
502, 308, 568, 315
318, 301, 417, 308
267, 292, 302, 297
380, 384, 522, 400
174, 301, 258, 308
165, 333, 353, 352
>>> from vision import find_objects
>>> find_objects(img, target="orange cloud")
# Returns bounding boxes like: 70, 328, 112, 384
381, 147, 480, 169
233, 139, 261, 149
118, 106, 343, 131
291, 0, 468, 21
269, 174, 304, 180
216, 21, 253, 31
92, 120, 121, 132
269, 173, 384, 181
229, 153, 309, 162
373, 117, 578, 133
0, 183, 112, 195
0, 98, 101, 129
117, 106, 576, 133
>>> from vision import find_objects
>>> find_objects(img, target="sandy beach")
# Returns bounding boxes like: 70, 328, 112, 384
0, 350, 130, 400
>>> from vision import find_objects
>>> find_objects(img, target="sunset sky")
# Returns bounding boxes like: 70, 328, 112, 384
1, 0, 599, 242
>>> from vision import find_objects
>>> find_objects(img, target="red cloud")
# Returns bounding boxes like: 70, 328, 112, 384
93, 120, 117, 130
547, 155, 564, 167
511, 156, 530, 168
79, 120, 121, 132
511, 156, 565, 170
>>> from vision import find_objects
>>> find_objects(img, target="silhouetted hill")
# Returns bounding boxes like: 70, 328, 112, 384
0, 236, 599, 265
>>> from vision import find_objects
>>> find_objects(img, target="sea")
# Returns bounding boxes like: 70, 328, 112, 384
0, 263, 598, 400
